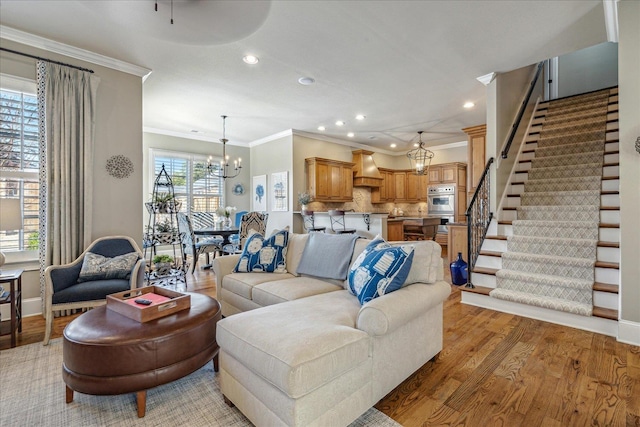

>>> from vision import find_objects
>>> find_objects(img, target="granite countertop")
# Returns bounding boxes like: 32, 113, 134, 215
295, 211, 388, 216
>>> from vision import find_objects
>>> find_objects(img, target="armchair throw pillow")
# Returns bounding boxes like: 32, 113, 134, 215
347, 238, 414, 304
234, 230, 289, 273
78, 252, 139, 283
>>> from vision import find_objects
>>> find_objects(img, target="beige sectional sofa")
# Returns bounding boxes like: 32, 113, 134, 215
213, 233, 451, 427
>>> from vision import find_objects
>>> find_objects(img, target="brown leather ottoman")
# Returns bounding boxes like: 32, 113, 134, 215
62, 292, 221, 417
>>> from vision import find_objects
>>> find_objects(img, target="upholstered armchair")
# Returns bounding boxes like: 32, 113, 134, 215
43, 235, 144, 345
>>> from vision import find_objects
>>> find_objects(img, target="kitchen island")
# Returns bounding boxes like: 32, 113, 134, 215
294, 211, 388, 239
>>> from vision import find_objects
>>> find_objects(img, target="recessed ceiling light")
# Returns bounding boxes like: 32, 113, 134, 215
242, 55, 259, 65
347, 132, 354, 138
463, 101, 475, 109
355, 114, 366, 120
335, 120, 345, 126
298, 76, 315, 85
317, 126, 326, 131
413, 143, 419, 147
390, 143, 397, 148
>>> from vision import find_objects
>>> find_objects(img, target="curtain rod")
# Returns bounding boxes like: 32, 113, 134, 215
0, 47, 94, 74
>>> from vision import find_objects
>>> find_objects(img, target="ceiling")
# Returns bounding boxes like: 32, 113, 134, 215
0, 0, 608, 153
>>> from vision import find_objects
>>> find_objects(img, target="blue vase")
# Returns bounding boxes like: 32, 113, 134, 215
450, 252, 468, 286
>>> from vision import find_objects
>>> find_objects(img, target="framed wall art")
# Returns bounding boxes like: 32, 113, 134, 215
271, 171, 288, 211
252, 175, 267, 211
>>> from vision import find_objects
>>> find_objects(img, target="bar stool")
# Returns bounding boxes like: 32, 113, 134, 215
328, 210, 357, 234
301, 209, 326, 233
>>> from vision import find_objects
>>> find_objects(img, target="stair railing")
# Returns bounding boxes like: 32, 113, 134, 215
465, 157, 494, 288
501, 61, 544, 159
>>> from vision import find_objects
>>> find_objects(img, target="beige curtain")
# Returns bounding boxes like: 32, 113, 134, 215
37, 61, 99, 306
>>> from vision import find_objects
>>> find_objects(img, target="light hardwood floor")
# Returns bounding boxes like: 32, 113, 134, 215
2, 257, 638, 426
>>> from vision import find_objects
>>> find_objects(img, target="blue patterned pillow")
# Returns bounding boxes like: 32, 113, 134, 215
77, 252, 139, 283
347, 238, 414, 304
234, 230, 289, 273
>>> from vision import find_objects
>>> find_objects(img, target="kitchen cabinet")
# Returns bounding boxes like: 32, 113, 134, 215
405, 172, 420, 201
371, 168, 395, 203
447, 223, 468, 265
428, 166, 442, 184
393, 171, 407, 201
463, 124, 486, 200
305, 157, 355, 202
386, 220, 404, 241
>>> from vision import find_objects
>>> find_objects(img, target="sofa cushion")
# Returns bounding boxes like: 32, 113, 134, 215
286, 233, 309, 276
52, 279, 130, 304
223, 272, 295, 300
77, 252, 139, 283
391, 239, 443, 284
252, 277, 343, 307
234, 230, 289, 273
348, 239, 414, 304
296, 233, 359, 280
216, 290, 369, 399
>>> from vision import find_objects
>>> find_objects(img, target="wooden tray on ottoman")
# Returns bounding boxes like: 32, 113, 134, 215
106, 286, 190, 323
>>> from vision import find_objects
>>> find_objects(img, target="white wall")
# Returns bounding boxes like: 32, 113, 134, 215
558, 42, 618, 98
0, 38, 143, 315
250, 134, 293, 234
617, 0, 640, 344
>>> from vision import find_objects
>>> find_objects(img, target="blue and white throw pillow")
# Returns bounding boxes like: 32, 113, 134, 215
234, 230, 289, 273
347, 238, 414, 304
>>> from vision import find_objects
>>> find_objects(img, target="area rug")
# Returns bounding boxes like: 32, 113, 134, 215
0, 340, 401, 427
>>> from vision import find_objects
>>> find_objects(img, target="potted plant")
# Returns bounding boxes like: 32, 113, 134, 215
152, 254, 174, 275
298, 192, 312, 210
145, 192, 182, 214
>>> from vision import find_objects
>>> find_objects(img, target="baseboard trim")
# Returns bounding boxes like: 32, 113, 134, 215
618, 320, 640, 346
0, 297, 42, 320
461, 292, 618, 338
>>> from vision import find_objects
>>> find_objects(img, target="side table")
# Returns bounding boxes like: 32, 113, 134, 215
0, 269, 24, 348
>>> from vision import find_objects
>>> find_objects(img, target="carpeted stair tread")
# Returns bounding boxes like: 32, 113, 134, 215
544, 101, 609, 119
501, 252, 595, 281
533, 140, 605, 157
495, 269, 593, 291
523, 176, 601, 193
489, 288, 592, 316
511, 220, 599, 240
520, 189, 601, 207
539, 121, 607, 138
530, 151, 604, 168
546, 92, 609, 108
516, 205, 600, 222
526, 163, 604, 180
507, 235, 598, 259
536, 130, 606, 147
541, 109, 611, 125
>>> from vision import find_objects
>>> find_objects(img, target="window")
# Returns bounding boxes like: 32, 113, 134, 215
150, 149, 224, 216
0, 83, 40, 254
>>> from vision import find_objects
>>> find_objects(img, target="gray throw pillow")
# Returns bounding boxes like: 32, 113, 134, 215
296, 233, 359, 280
77, 252, 139, 283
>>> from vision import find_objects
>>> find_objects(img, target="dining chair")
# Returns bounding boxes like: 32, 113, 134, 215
328, 210, 357, 234
177, 213, 223, 273
301, 209, 326, 233
223, 211, 268, 254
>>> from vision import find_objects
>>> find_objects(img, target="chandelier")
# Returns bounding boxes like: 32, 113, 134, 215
207, 115, 242, 180
406, 131, 435, 176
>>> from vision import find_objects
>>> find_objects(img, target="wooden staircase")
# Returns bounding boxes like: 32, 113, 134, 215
461, 87, 620, 337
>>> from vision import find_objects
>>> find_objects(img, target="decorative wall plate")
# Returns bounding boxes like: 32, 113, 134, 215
106, 155, 134, 179
232, 183, 245, 195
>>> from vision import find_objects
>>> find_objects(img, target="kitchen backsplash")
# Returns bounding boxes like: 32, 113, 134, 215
305, 187, 428, 216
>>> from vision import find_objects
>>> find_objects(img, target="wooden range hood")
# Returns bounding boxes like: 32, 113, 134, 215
352, 150, 382, 187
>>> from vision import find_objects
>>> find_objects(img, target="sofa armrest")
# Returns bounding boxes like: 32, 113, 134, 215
356, 281, 451, 336
213, 254, 241, 297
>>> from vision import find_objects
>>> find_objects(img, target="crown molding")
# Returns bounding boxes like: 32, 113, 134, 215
144, 127, 250, 147
248, 129, 294, 147
291, 130, 399, 156
603, 0, 619, 43
476, 72, 497, 86
0, 25, 152, 79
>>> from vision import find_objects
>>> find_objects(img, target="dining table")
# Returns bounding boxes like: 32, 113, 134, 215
193, 227, 240, 268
